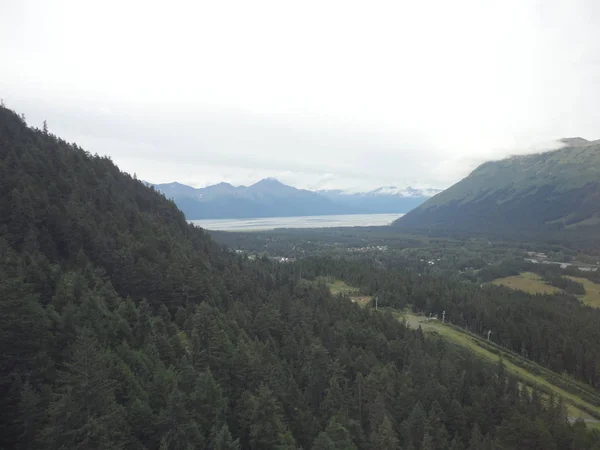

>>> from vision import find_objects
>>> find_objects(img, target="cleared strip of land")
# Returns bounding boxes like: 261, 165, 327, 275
326, 278, 600, 428
396, 311, 600, 428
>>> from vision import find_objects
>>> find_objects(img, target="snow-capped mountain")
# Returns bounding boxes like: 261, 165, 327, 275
367, 186, 442, 197
316, 186, 440, 215
150, 179, 441, 219
320, 186, 442, 197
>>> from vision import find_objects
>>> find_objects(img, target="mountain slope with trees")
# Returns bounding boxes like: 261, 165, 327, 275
2, 105, 599, 449
395, 138, 600, 232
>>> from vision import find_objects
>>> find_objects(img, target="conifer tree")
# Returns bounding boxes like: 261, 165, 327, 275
211, 424, 241, 450
372, 415, 399, 450
42, 331, 126, 449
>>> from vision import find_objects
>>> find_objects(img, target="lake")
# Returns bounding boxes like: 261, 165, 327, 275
190, 213, 404, 231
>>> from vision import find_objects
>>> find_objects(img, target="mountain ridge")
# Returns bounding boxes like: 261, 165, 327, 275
394, 138, 600, 232
151, 179, 440, 219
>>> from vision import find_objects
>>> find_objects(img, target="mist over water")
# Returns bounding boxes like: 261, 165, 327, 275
190, 213, 403, 231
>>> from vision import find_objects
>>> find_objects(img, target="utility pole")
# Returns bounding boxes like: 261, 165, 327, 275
375, 296, 378, 310
487, 329, 492, 341
442, 310, 446, 324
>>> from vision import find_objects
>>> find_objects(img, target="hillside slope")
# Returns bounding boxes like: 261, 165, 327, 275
395, 138, 600, 231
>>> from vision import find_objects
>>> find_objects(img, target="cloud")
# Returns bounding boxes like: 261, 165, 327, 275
1, 0, 599, 191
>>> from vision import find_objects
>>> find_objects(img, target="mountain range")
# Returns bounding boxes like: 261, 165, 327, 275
395, 137, 600, 232
150, 178, 441, 219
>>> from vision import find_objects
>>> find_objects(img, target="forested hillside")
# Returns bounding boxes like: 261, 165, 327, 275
2, 105, 600, 449
395, 139, 600, 232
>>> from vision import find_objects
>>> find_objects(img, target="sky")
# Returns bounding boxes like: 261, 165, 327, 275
1, 0, 599, 192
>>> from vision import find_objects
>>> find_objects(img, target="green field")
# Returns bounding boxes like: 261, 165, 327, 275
492, 272, 562, 295
321, 278, 373, 306
396, 311, 600, 427
568, 276, 600, 308
323, 278, 358, 295
492, 272, 600, 309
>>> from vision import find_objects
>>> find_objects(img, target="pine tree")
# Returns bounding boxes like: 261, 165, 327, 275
367, 392, 387, 437
245, 385, 294, 450
305, 342, 331, 411
450, 434, 466, 450
433, 424, 450, 450
128, 397, 155, 448
404, 401, 427, 448
531, 385, 543, 416
421, 431, 434, 450
161, 385, 204, 450
211, 424, 241, 450
311, 431, 335, 450
19, 382, 43, 449
324, 416, 357, 450
190, 303, 233, 380
189, 370, 226, 438
447, 399, 467, 439
42, 331, 127, 449
372, 415, 399, 450
0, 276, 47, 447
321, 376, 347, 421
467, 423, 484, 450
134, 298, 154, 347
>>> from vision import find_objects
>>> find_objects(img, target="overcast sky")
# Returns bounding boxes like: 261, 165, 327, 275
1, 0, 599, 191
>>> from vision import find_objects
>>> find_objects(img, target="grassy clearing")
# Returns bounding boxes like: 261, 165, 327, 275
492, 272, 562, 295
568, 276, 600, 308
397, 312, 600, 424
492, 272, 600, 309
350, 296, 373, 306
323, 278, 358, 295
321, 278, 373, 306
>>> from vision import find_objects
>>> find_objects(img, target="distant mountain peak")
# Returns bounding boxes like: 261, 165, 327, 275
559, 137, 589, 147
245, 178, 299, 196
252, 177, 285, 186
